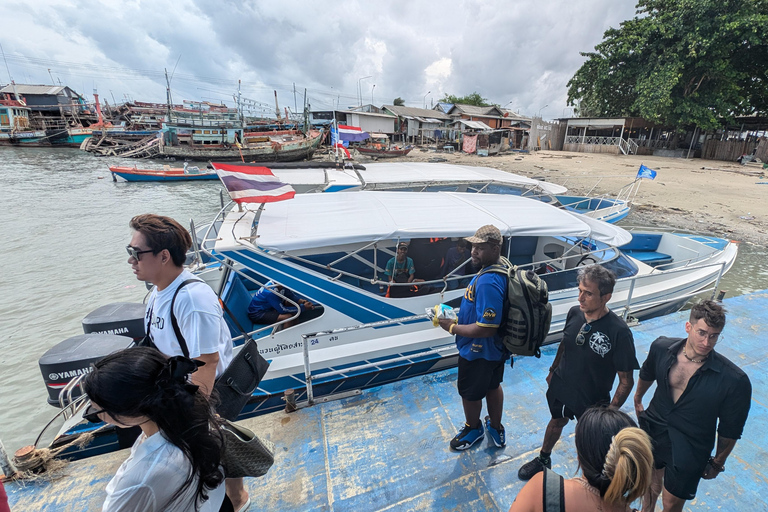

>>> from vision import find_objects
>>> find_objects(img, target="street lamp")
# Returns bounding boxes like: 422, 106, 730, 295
358, 76, 372, 106
371, 84, 376, 105
538, 104, 549, 118
423, 91, 431, 109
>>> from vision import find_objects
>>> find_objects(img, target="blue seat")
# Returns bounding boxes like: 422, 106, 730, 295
221, 275, 255, 338
624, 250, 673, 266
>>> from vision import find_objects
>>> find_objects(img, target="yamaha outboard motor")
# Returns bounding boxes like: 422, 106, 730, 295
39, 302, 146, 407
39, 333, 133, 406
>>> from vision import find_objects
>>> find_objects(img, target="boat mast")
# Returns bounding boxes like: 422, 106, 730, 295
164, 68, 174, 122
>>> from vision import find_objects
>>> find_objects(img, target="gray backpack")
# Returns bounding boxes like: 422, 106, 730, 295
479, 256, 552, 357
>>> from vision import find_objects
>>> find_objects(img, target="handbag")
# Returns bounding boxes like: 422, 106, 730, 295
213, 337, 270, 420
219, 418, 275, 478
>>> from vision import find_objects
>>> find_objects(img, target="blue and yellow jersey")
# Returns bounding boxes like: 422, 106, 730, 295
456, 271, 506, 361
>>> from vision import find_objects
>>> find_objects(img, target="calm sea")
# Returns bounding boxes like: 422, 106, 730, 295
0, 147, 765, 453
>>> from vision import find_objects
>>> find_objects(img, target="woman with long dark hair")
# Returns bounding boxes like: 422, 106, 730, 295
510, 407, 653, 512
83, 347, 228, 511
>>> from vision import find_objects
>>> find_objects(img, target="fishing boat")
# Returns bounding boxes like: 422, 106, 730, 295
40, 189, 736, 460
108, 163, 219, 182
0, 96, 50, 146
155, 126, 325, 162
211, 161, 631, 223
355, 133, 413, 158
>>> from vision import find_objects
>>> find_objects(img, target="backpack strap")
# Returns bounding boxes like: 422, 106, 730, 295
169, 278, 203, 359
542, 467, 565, 512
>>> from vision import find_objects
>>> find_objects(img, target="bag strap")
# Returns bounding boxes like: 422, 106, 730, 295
542, 468, 565, 512
169, 278, 203, 359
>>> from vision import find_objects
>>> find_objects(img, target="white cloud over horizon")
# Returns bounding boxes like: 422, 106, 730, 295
1, 0, 638, 119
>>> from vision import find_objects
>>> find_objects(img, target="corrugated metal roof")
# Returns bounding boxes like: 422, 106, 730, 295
450, 104, 503, 117
452, 119, 493, 130
0, 84, 69, 96
382, 105, 451, 120
346, 110, 396, 118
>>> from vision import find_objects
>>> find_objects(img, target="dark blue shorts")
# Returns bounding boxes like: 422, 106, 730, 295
457, 356, 504, 401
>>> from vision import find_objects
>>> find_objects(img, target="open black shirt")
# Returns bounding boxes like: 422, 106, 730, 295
639, 336, 752, 469
549, 306, 639, 417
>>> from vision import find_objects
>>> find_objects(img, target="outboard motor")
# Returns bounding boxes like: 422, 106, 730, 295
38, 302, 147, 407
81, 302, 147, 341
39, 333, 133, 406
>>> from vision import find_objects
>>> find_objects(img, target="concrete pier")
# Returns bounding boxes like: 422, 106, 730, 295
7, 291, 767, 511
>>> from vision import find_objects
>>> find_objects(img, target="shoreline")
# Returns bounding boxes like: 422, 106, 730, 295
367, 149, 767, 246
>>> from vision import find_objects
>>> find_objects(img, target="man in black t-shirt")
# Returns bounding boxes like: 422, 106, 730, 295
634, 300, 751, 512
518, 264, 639, 481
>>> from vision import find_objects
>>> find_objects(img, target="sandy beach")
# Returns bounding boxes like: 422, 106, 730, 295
389, 148, 767, 245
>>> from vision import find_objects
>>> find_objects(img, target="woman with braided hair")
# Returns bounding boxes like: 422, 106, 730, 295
510, 406, 653, 512
82, 347, 231, 512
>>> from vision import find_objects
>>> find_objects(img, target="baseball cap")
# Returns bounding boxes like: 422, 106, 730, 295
465, 225, 502, 245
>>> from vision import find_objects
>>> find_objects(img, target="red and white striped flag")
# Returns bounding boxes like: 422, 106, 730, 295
212, 163, 295, 204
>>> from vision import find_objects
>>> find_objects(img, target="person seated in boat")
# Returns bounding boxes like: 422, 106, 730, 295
82, 347, 229, 512
509, 406, 653, 512
247, 281, 315, 328
384, 242, 416, 297
442, 239, 470, 289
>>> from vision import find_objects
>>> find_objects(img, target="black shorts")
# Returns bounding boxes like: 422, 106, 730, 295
545, 388, 577, 420
457, 356, 505, 401
247, 309, 280, 325
642, 421, 702, 500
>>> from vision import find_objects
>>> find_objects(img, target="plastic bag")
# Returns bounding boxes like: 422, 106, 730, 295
426, 304, 458, 327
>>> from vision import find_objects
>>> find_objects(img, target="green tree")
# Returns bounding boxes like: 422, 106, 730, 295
567, 0, 768, 129
440, 92, 490, 107
393, 97, 405, 106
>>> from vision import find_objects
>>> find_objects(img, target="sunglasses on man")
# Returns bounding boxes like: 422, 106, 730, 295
575, 323, 592, 346
126, 245, 154, 261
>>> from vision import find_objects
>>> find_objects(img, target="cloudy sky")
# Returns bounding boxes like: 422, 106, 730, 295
2, 0, 638, 119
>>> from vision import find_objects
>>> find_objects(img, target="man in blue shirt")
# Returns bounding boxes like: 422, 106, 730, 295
247, 281, 314, 328
439, 225, 508, 450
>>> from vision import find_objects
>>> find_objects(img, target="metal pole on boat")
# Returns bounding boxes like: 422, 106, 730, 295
711, 262, 727, 300
622, 278, 637, 320
190, 218, 202, 265
301, 334, 315, 405
0, 437, 17, 478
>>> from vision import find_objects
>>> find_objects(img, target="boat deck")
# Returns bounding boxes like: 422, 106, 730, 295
7, 291, 768, 511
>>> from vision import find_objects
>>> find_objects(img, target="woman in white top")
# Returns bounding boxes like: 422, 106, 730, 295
83, 347, 229, 512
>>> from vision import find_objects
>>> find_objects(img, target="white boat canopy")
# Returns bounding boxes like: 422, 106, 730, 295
242, 191, 632, 253
269, 162, 568, 195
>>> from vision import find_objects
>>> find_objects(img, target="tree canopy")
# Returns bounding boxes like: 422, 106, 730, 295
440, 92, 490, 107
393, 97, 405, 106
567, 0, 768, 129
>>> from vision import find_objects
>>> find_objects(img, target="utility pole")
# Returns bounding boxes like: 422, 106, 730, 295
164, 69, 173, 121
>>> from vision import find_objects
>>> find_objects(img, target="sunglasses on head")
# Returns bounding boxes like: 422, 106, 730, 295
575, 322, 592, 346
83, 401, 106, 424
126, 245, 154, 261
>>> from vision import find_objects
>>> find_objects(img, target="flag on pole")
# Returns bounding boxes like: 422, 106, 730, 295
636, 164, 657, 180
335, 124, 370, 142
212, 163, 295, 204
330, 126, 348, 148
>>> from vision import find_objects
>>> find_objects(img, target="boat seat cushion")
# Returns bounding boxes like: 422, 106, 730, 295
620, 234, 662, 251
624, 250, 672, 266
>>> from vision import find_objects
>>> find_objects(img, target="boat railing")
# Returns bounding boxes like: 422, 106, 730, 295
620, 260, 727, 320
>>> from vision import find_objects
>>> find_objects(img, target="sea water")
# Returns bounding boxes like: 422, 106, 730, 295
0, 147, 765, 453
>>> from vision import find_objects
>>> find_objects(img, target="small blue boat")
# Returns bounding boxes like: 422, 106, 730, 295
109, 164, 219, 182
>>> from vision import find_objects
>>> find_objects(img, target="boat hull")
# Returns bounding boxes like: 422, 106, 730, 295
158, 131, 324, 162
356, 147, 413, 158
108, 166, 219, 182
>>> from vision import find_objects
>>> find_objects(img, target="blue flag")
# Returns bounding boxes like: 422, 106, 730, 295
637, 164, 657, 180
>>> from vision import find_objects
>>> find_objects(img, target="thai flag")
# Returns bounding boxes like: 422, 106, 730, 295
335, 124, 370, 142
212, 163, 295, 204
636, 164, 657, 180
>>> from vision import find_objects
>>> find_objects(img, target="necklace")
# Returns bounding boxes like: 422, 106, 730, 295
683, 344, 707, 364
575, 477, 632, 512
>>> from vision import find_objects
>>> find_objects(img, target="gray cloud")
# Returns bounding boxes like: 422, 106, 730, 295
2, 0, 637, 118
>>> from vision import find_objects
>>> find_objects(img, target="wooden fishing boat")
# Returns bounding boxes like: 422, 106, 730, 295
355, 133, 412, 158
108, 164, 219, 182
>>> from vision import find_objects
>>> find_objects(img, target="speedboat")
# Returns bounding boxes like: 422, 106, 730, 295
211, 162, 632, 223
41, 190, 736, 461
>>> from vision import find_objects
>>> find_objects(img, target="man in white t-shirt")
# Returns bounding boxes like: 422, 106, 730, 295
128, 214, 248, 512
